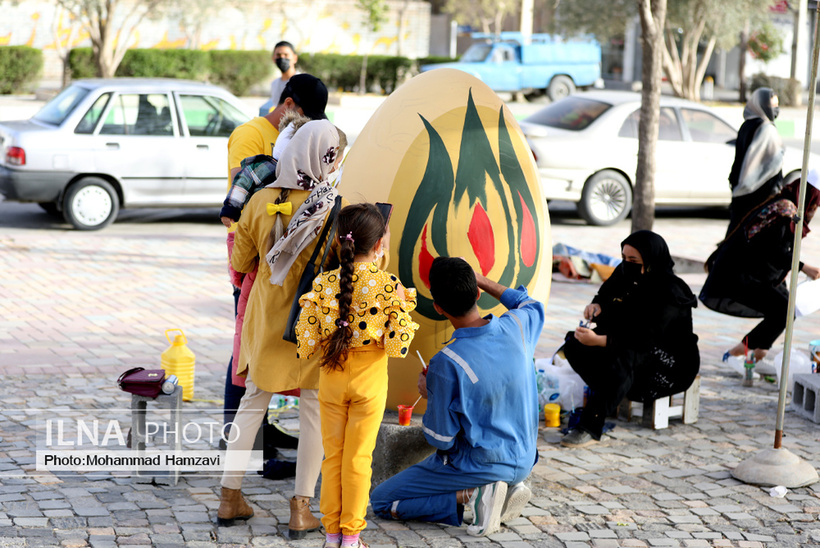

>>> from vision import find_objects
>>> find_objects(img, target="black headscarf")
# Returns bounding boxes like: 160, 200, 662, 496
619, 230, 697, 308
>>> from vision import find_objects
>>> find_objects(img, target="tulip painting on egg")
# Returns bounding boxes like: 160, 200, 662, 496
340, 68, 551, 410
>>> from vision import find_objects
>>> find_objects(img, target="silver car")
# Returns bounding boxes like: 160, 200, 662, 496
0, 78, 252, 229
520, 90, 814, 226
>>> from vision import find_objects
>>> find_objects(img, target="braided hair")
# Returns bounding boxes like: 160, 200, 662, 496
321, 203, 387, 371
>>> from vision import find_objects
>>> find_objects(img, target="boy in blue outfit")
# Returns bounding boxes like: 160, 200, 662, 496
370, 257, 544, 537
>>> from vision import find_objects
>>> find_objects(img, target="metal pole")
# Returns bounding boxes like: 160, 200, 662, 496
776, 0, 820, 449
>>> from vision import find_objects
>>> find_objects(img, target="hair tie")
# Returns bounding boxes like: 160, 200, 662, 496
343, 232, 354, 242
335, 319, 349, 327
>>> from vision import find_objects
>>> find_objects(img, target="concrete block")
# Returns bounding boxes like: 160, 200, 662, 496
791, 374, 820, 423
370, 411, 434, 488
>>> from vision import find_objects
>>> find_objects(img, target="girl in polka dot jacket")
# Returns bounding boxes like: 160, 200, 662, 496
296, 203, 419, 548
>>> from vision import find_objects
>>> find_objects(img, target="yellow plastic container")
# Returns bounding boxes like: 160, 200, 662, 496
544, 403, 561, 428
161, 329, 195, 401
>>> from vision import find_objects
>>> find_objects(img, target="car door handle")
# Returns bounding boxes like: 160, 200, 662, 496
105, 142, 120, 150
197, 144, 209, 150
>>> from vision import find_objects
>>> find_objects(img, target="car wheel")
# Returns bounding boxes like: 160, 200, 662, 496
38, 202, 61, 217
547, 75, 576, 102
62, 177, 119, 230
577, 170, 632, 226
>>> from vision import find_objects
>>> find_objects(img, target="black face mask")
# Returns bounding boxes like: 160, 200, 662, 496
771, 106, 780, 120
621, 261, 643, 283
275, 58, 291, 73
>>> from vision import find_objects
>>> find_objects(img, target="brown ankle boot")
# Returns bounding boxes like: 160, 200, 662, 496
288, 495, 321, 539
216, 487, 254, 526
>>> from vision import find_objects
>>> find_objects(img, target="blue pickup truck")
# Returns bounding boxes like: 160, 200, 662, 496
421, 33, 602, 101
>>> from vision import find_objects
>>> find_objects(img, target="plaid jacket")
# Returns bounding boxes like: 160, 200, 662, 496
220, 154, 278, 221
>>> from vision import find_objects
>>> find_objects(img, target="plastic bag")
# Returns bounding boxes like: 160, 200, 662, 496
535, 355, 586, 411
773, 348, 812, 393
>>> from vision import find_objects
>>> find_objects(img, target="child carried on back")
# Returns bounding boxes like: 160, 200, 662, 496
220, 111, 311, 224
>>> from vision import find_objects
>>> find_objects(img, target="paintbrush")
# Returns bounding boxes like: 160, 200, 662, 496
416, 350, 428, 374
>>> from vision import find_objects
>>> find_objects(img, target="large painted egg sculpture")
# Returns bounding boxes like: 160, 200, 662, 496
341, 68, 551, 413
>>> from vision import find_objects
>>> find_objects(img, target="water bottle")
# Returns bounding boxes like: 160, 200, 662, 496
161, 329, 195, 401
161, 375, 179, 395
742, 352, 755, 388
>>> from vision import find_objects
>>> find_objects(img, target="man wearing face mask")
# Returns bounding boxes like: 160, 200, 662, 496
559, 231, 700, 448
726, 87, 785, 235
271, 41, 299, 105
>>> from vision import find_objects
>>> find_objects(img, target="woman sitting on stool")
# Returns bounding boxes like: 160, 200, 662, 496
561, 231, 700, 448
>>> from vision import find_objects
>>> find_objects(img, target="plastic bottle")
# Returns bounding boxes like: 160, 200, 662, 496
161, 329, 195, 401
742, 351, 755, 387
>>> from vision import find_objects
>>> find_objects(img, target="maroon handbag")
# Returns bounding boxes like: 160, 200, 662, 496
118, 367, 165, 398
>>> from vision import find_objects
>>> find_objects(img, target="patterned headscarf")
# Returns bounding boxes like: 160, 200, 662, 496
746, 176, 820, 239
265, 120, 343, 285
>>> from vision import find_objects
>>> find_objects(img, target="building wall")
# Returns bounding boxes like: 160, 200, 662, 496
1, 0, 431, 84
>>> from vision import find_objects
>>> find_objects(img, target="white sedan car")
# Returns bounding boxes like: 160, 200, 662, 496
0, 79, 253, 229
520, 90, 812, 226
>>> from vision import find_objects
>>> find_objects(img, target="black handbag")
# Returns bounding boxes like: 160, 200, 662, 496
283, 195, 342, 343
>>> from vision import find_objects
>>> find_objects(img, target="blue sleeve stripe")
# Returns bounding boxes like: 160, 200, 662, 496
441, 347, 479, 384
517, 299, 538, 308
422, 424, 454, 442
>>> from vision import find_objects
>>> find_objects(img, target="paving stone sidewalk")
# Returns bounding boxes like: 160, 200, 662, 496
1, 204, 820, 547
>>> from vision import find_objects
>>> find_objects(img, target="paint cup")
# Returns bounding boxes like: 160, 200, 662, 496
397, 405, 413, 426
809, 340, 820, 373
544, 403, 561, 428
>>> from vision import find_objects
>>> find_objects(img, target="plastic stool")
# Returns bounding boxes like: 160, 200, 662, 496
131, 385, 182, 484
620, 375, 700, 430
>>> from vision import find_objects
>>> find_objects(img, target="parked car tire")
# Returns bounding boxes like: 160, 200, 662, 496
547, 75, 576, 102
62, 177, 119, 230
38, 202, 61, 217
577, 170, 632, 226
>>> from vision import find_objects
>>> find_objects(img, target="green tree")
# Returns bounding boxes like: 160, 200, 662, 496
357, 0, 389, 94
443, 0, 518, 35
54, 0, 168, 78
554, 0, 777, 101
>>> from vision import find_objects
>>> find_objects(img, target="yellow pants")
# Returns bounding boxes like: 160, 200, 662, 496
319, 346, 388, 535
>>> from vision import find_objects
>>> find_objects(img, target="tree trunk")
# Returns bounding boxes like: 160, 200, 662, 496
739, 21, 749, 103
633, 0, 667, 233
359, 51, 369, 94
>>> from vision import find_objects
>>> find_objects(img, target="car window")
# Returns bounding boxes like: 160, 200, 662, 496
100, 94, 173, 136
524, 97, 611, 131
618, 107, 682, 141
33, 85, 90, 126
178, 95, 247, 137
75, 93, 111, 134
491, 46, 515, 62
681, 108, 737, 143
461, 44, 492, 63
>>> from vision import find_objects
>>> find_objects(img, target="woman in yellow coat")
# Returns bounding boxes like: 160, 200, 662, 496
218, 119, 350, 538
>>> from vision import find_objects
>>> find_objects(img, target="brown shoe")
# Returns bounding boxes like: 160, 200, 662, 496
288, 495, 321, 539
216, 487, 254, 526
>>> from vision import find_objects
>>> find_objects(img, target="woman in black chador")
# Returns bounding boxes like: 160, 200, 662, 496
726, 87, 784, 235
560, 231, 700, 448
701, 178, 820, 363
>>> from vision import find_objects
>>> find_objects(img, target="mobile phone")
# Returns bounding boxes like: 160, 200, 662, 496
375, 202, 393, 225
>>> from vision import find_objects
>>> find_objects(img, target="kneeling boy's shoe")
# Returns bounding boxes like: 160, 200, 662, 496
466, 480, 507, 537
500, 482, 532, 524
560, 429, 598, 449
